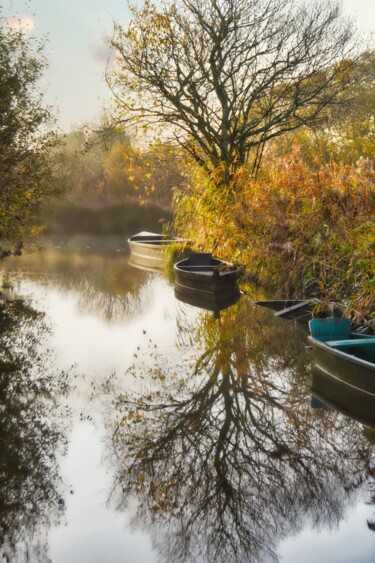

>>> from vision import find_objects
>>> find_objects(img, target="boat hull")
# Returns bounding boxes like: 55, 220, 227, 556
128, 231, 182, 271
128, 240, 166, 271
256, 300, 345, 325
174, 254, 241, 299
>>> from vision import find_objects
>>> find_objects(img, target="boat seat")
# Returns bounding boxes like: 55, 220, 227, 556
327, 338, 375, 348
309, 318, 351, 341
188, 252, 214, 265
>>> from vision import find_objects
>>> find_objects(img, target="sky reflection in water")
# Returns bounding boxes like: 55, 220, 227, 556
0, 240, 374, 562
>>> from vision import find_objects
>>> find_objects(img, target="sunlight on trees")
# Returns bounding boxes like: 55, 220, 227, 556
175, 150, 375, 320
272, 52, 375, 166
109, 0, 366, 187
52, 124, 182, 208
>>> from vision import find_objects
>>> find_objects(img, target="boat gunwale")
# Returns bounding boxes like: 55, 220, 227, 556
128, 231, 188, 247
129, 238, 185, 247
174, 257, 240, 278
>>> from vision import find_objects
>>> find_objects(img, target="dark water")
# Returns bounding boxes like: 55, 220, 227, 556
0, 236, 374, 563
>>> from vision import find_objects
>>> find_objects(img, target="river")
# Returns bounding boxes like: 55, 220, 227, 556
0, 236, 374, 563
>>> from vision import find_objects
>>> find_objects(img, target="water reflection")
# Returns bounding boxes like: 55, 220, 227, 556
174, 285, 241, 319
1, 241, 374, 561
0, 296, 70, 561
108, 299, 375, 562
311, 367, 375, 428
2, 240, 157, 323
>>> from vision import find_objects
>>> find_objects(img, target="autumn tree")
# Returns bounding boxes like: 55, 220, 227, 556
270, 51, 375, 166
0, 15, 56, 255
109, 0, 365, 188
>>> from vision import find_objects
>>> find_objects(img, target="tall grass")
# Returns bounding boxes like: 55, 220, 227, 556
174, 150, 375, 323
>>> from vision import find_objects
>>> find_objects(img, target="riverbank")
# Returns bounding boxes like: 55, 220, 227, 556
173, 153, 375, 325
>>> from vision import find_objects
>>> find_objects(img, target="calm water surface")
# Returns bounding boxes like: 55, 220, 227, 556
0, 236, 374, 563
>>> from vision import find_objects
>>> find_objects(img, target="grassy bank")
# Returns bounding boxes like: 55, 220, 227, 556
174, 152, 375, 323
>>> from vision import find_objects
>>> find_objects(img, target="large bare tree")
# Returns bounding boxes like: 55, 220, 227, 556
109, 0, 364, 185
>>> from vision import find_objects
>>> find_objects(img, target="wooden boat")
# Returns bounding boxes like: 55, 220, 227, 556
308, 318, 375, 395
128, 231, 185, 272
174, 253, 242, 307
254, 299, 306, 311
255, 299, 347, 325
255, 299, 316, 323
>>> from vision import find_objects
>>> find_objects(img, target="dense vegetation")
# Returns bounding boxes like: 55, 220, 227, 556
174, 148, 374, 319
0, 1, 373, 323
170, 52, 375, 320
109, 0, 374, 323
0, 15, 56, 255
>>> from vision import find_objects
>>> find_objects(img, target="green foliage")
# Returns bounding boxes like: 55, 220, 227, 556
173, 165, 235, 255
0, 17, 57, 253
163, 240, 192, 281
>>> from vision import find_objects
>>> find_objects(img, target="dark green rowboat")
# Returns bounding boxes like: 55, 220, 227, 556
174, 252, 242, 307
308, 318, 375, 395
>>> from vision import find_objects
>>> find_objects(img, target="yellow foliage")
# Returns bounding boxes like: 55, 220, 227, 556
174, 151, 375, 320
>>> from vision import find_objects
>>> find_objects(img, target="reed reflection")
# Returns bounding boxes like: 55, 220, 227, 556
0, 292, 70, 561
108, 300, 375, 563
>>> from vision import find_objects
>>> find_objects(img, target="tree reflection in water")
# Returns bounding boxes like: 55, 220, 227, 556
0, 292, 70, 561
3, 244, 155, 323
108, 299, 375, 563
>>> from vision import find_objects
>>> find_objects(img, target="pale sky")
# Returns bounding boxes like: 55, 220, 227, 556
1, 0, 374, 131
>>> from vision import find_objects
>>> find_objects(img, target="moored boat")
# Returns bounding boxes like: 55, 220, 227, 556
174, 252, 242, 305
255, 299, 345, 325
308, 318, 375, 394
255, 299, 316, 324
254, 299, 307, 311
128, 231, 185, 272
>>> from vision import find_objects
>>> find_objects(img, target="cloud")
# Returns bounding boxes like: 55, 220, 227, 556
90, 35, 113, 67
4, 16, 35, 33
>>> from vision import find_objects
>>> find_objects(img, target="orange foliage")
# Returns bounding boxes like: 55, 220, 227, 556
175, 150, 375, 319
